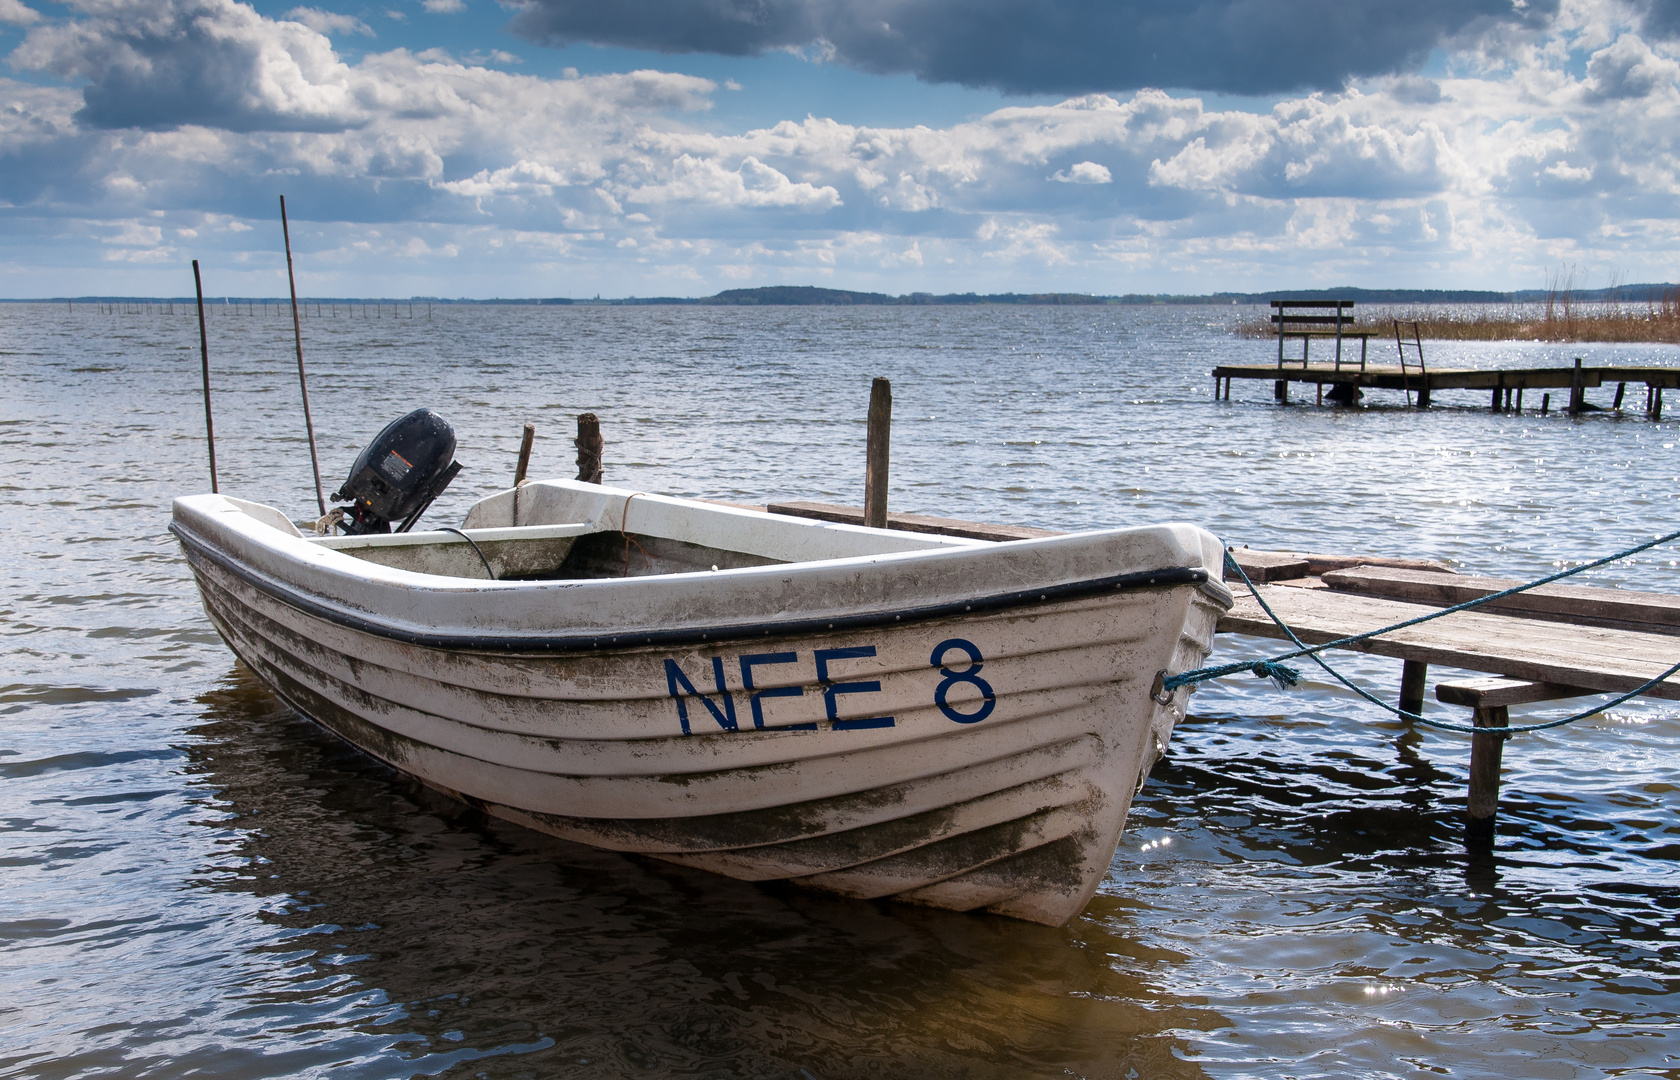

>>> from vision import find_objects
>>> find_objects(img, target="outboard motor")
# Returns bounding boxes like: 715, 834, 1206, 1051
331, 409, 463, 534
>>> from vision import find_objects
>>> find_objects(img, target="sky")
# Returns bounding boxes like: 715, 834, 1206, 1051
0, 0, 1676, 298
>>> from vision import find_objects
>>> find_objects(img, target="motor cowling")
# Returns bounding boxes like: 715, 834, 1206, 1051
331, 409, 463, 534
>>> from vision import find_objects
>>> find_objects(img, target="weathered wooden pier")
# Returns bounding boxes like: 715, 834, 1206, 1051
752, 498, 1679, 845
1217, 298, 1680, 414
1212, 358, 1679, 416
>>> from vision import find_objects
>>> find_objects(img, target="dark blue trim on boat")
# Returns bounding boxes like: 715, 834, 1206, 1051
171, 521, 1213, 654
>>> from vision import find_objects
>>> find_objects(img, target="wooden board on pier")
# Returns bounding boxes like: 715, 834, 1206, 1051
1321, 565, 1680, 635
1218, 585, 1680, 700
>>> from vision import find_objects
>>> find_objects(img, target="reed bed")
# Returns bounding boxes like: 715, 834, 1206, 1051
1235, 289, 1680, 343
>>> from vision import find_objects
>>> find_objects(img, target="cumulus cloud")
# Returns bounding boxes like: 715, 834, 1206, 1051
14, 0, 365, 130
0, 0, 42, 25
504, 0, 1557, 96
1, 0, 1679, 294
284, 7, 374, 36
1052, 161, 1112, 183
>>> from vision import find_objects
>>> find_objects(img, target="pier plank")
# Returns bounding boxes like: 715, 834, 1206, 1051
1218, 585, 1680, 700
1321, 565, 1680, 634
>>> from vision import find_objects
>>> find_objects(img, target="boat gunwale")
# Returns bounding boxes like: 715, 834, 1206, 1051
173, 519, 1221, 655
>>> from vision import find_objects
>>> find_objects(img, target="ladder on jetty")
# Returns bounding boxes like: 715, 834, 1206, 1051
1393, 319, 1425, 407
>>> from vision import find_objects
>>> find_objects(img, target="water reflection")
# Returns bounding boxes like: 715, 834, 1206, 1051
7, 302, 1680, 1078
186, 665, 1219, 1079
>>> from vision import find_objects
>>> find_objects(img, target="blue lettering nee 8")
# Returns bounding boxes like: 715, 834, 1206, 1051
663, 637, 995, 735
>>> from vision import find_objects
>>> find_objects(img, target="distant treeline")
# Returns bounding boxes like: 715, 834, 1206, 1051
15, 284, 1680, 306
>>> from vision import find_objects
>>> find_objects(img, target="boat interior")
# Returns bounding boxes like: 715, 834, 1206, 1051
306, 479, 983, 582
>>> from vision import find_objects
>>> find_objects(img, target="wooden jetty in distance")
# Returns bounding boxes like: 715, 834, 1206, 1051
1217, 298, 1678, 414
760, 501, 1680, 845
1213, 358, 1679, 415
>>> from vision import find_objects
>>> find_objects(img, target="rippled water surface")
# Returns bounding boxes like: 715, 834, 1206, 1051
4, 302, 1679, 1079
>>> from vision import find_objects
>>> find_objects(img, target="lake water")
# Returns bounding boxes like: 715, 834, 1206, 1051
4, 301, 1679, 1079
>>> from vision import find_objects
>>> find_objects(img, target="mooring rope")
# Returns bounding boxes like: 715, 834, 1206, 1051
1160, 527, 1680, 736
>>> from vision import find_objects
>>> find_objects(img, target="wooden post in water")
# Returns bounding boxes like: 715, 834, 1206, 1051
1399, 660, 1427, 718
1614, 382, 1626, 411
514, 423, 536, 486
1515, 388, 1523, 413
1655, 386, 1665, 421
575, 413, 604, 483
1568, 358, 1585, 416
864, 377, 892, 529
191, 259, 218, 494
1466, 704, 1510, 843
1542, 393, 1551, 416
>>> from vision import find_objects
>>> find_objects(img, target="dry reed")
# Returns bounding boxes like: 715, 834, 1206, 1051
1236, 287, 1680, 343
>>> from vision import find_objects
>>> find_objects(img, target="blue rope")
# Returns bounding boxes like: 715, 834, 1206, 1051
1162, 529, 1680, 736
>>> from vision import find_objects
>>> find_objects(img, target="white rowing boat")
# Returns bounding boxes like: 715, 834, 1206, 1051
171, 479, 1231, 925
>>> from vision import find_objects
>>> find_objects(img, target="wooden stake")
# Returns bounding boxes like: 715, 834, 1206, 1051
1466, 704, 1509, 844
192, 259, 217, 494
1399, 659, 1427, 718
514, 422, 536, 486
279, 195, 326, 516
864, 377, 891, 529
575, 413, 604, 483
1613, 381, 1626, 411
1568, 357, 1585, 416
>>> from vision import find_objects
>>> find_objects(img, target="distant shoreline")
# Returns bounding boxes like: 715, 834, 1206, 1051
9, 284, 1679, 306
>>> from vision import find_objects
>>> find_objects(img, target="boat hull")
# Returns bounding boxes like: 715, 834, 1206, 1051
172, 487, 1228, 925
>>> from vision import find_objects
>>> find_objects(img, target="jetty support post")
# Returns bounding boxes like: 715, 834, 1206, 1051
1399, 660, 1427, 718
1655, 386, 1665, 421
514, 422, 535, 486
1274, 379, 1288, 404
865, 376, 892, 529
1568, 358, 1585, 417
1614, 382, 1626, 411
575, 413, 603, 483
1542, 393, 1551, 416
1466, 705, 1510, 843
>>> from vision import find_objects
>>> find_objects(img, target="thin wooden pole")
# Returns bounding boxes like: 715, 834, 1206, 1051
192, 259, 218, 494
864, 377, 891, 529
280, 195, 326, 516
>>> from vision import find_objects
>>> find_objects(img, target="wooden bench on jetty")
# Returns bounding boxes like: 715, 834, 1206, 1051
1271, 299, 1376, 375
